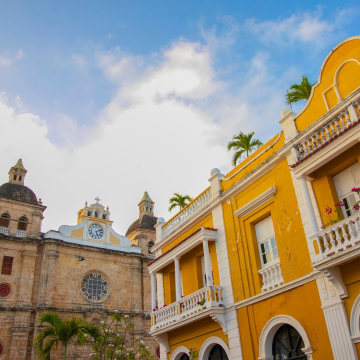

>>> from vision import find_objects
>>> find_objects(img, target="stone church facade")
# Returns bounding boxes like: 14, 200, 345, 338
0, 160, 158, 359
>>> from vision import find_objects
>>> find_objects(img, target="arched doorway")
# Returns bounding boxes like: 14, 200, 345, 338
272, 324, 307, 359
208, 345, 228, 360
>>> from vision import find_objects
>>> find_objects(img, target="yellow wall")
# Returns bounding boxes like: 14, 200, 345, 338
222, 132, 285, 192
167, 317, 228, 360
162, 241, 220, 304
295, 38, 360, 132
70, 227, 83, 238
109, 232, 120, 245
341, 259, 360, 322
237, 280, 333, 360
223, 159, 311, 302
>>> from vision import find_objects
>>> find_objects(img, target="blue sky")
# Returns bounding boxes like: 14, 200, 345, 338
0, 1, 359, 233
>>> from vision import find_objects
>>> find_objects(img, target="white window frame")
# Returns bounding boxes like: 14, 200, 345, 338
333, 163, 360, 218
255, 216, 279, 268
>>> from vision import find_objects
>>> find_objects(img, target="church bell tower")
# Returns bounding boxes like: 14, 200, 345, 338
8, 159, 27, 185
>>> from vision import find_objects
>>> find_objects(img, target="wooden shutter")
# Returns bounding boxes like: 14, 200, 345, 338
1, 256, 14, 275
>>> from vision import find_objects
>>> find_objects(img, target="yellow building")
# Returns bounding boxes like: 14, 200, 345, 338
148, 36, 360, 360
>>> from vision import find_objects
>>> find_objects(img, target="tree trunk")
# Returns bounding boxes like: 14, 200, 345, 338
63, 345, 67, 360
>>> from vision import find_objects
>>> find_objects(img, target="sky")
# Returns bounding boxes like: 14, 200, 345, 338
0, 1, 359, 235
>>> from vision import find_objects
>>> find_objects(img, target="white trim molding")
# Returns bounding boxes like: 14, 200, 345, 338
170, 346, 190, 360
350, 294, 360, 343
234, 186, 276, 218
258, 315, 313, 360
198, 336, 231, 360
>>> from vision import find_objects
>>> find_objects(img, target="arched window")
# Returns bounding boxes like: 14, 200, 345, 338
209, 345, 228, 360
18, 216, 28, 231
95, 211, 99, 218
148, 241, 155, 254
0, 213, 10, 228
272, 324, 306, 359
179, 354, 189, 360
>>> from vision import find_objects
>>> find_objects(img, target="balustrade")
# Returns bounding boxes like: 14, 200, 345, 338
295, 99, 360, 161
163, 189, 211, 238
16, 230, 27, 237
310, 213, 360, 258
258, 260, 284, 292
0, 226, 9, 235
151, 285, 223, 330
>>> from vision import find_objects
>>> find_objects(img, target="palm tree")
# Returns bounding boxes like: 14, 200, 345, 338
227, 131, 263, 166
34, 312, 99, 360
286, 75, 315, 105
168, 193, 193, 212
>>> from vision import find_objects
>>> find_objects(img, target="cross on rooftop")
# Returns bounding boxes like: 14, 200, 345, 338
95, 196, 100, 204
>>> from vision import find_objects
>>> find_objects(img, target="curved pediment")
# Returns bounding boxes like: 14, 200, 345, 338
295, 36, 360, 133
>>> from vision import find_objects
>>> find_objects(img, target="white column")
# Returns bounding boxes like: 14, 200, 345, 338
323, 303, 357, 360
202, 239, 213, 286
151, 272, 157, 310
299, 176, 319, 234
174, 257, 182, 301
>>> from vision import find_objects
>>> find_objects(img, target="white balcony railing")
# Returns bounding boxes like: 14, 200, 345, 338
16, 230, 27, 237
258, 260, 284, 292
295, 98, 360, 161
163, 189, 211, 238
0, 226, 9, 235
310, 213, 360, 260
151, 285, 223, 331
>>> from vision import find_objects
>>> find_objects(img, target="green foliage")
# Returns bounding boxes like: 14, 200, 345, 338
189, 348, 197, 360
90, 313, 154, 360
34, 312, 99, 360
285, 75, 315, 105
227, 131, 263, 166
168, 193, 193, 212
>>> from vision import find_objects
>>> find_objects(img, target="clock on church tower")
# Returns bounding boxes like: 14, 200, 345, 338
45, 197, 140, 253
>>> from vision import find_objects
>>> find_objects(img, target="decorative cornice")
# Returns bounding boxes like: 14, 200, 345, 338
230, 271, 320, 309
234, 186, 276, 218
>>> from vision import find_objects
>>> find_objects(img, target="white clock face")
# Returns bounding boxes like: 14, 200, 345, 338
88, 224, 103, 239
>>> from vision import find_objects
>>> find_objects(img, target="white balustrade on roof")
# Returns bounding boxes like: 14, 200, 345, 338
163, 189, 211, 238
295, 97, 360, 161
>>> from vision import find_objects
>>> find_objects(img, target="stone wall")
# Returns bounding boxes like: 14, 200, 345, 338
0, 235, 156, 360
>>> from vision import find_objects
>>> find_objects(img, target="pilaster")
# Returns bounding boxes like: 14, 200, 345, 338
212, 202, 243, 360
9, 325, 32, 360
38, 243, 58, 307
17, 244, 38, 307
316, 273, 357, 360
130, 260, 143, 311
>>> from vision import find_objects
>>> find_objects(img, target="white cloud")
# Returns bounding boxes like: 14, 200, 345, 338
0, 24, 307, 235
0, 49, 24, 67
0, 40, 229, 235
245, 11, 333, 47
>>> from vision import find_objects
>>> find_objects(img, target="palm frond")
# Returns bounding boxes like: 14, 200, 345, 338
232, 151, 244, 167
286, 75, 315, 105
38, 312, 63, 328
227, 131, 262, 166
